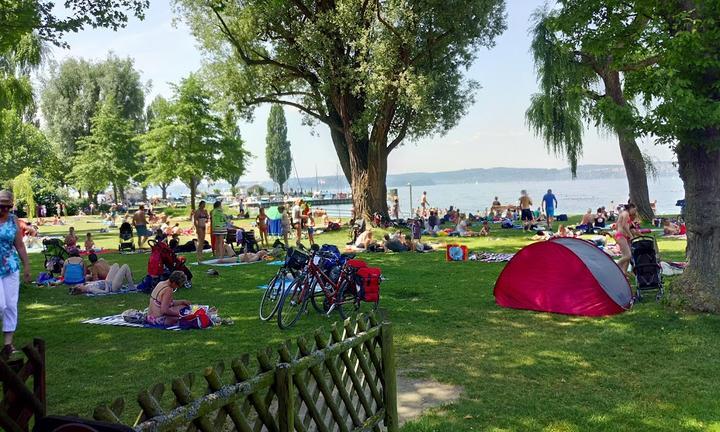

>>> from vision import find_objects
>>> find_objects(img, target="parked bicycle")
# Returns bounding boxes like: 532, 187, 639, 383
276, 247, 381, 329
258, 247, 309, 321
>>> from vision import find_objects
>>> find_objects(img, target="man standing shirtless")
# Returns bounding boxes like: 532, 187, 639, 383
518, 190, 534, 231
133, 204, 150, 249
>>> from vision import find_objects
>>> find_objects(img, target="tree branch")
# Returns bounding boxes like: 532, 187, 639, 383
210, 5, 320, 84
289, 0, 314, 20
387, 115, 411, 153
585, 89, 606, 101
619, 55, 660, 72
247, 96, 343, 133
375, 0, 402, 41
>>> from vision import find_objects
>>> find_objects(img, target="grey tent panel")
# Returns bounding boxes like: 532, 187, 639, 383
552, 237, 632, 308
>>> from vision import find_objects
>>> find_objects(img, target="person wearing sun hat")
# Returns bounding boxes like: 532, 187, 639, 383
0, 190, 32, 359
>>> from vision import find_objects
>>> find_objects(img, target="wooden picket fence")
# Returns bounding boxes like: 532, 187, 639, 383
92, 312, 398, 432
0, 338, 46, 432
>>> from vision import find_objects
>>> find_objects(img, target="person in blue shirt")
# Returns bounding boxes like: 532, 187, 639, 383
542, 189, 558, 227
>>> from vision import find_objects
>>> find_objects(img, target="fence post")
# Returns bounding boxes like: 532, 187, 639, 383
380, 320, 399, 432
32, 338, 46, 417
276, 363, 294, 432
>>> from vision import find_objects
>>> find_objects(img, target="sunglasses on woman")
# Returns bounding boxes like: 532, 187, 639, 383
0, 205, 11, 211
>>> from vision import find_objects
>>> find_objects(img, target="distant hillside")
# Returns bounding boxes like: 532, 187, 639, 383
234, 162, 679, 191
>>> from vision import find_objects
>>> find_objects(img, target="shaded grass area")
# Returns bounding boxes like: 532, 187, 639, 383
19, 217, 719, 431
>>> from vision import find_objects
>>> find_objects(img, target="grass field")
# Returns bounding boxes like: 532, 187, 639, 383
16, 215, 720, 431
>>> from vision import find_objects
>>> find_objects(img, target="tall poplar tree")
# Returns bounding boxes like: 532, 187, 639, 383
265, 105, 292, 193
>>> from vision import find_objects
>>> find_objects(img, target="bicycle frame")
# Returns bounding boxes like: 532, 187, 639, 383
298, 252, 358, 315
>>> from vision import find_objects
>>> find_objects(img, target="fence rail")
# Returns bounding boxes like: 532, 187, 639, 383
89, 312, 397, 432
0, 338, 46, 432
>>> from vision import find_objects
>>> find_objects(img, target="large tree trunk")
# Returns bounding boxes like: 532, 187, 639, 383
617, 128, 654, 220
674, 143, 720, 312
112, 184, 118, 204
160, 183, 168, 200
603, 71, 654, 220
344, 135, 389, 221
187, 177, 199, 211
329, 95, 391, 221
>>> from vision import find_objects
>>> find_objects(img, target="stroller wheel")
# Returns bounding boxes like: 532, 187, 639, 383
635, 291, 643, 303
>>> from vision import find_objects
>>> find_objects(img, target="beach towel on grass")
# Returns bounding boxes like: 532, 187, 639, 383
473, 252, 515, 263
83, 286, 140, 297
257, 276, 294, 290
82, 315, 182, 331
662, 234, 687, 239
191, 259, 262, 267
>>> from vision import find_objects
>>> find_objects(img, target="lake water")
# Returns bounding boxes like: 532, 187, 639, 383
156, 175, 685, 217
313, 175, 685, 217
391, 176, 685, 216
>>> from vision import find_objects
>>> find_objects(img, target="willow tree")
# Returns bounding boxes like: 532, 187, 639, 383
176, 0, 506, 219
526, 6, 654, 220
553, 0, 720, 311
11, 169, 35, 219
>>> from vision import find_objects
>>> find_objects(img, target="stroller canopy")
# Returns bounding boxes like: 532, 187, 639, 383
494, 237, 632, 316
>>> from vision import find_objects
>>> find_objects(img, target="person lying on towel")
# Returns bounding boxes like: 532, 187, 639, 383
215, 250, 270, 264
147, 271, 191, 327
69, 263, 136, 295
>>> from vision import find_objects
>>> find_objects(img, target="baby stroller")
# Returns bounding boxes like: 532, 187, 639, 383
42, 238, 69, 276
138, 239, 193, 292
234, 228, 259, 254
631, 236, 664, 301
118, 222, 135, 252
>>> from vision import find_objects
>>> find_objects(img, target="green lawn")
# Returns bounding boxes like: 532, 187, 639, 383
17, 216, 720, 431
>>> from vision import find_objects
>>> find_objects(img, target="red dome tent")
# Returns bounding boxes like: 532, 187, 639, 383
494, 237, 632, 316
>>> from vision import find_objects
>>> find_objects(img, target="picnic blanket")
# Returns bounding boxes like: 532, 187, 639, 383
257, 276, 294, 290
82, 314, 182, 331
191, 258, 269, 267
82, 286, 140, 297
662, 234, 687, 239
470, 252, 515, 263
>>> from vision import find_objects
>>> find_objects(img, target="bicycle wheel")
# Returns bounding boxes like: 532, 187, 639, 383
337, 280, 360, 321
310, 277, 331, 314
259, 270, 289, 321
277, 277, 308, 329
337, 280, 379, 320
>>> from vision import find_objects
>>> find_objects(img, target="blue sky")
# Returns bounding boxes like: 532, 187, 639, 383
48, 0, 675, 182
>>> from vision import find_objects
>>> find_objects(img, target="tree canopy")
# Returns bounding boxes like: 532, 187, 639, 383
40, 55, 146, 167
176, 0, 506, 217
542, 0, 720, 311
265, 105, 292, 193
140, 74, 249, 209
525, 4, 655, 219
0, 0, 149, 51
70, 96, 137, 202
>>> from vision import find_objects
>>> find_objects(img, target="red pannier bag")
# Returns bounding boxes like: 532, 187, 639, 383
356, 267, 381, 302
346, 259, 368, 270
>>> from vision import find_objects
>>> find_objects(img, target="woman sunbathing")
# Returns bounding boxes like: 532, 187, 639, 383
147, 271, 191, 326
215, 250, 270, 264
70, 263, 135, 294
